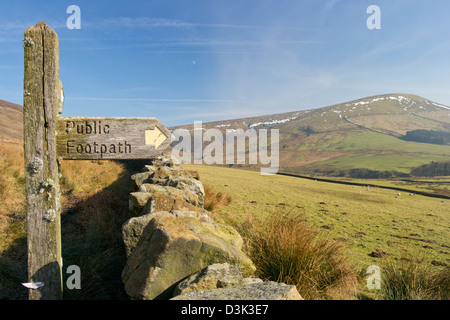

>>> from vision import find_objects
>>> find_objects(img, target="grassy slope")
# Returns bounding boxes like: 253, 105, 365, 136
295, 130, 450, 173
328, 177, 450, 197
0, 100, 23, 141
183, 164, 450, 272
280, 100, 450, 172
0, 141, 25, 252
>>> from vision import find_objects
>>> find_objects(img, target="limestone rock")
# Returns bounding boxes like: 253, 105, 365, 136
129, 184, 201, 214
122, 209, 214, 258
130, 171, 153, 191
122, 213, 154, 258
173, 263, 262, 296
202, 223, 243, 250
129, 191, 153, 209
150, 157, 181, 169
148, 176, 205, 207
151, 166, 172, 179
139, 184, 201, 207
121, 211, 255, 300
164, 177, 205, 206
142, 165, 158, 173
131, 167, 200, 190
142, 193, 208, 216
171, 281, 303, 300
169, 210, 214, 222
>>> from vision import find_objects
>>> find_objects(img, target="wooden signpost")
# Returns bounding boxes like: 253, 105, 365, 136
56, 117, 171, 160
23, 22, 171, 300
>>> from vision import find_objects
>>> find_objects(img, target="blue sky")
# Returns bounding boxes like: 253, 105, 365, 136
1, 0, 450, 126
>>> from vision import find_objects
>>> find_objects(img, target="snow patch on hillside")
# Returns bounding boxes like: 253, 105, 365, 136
249, 116, 298, 128
430, 102, 450, 110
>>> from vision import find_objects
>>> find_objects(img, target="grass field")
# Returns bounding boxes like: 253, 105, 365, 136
330, 177, 450, 197
297, 130, 450, 173
306, 153, 450, 173
183, 164, 450, 274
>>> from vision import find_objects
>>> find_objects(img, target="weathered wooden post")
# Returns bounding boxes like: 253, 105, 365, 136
23, 21, 63, 300
22, 21, 171, 300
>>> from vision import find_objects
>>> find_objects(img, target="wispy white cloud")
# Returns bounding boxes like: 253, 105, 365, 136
65, 37, 319, 52
143, 39, 319, 49
1, 20, 67, 31
98, 17, 262, 30
325, 0, 340, 11
96, 16, 317, 34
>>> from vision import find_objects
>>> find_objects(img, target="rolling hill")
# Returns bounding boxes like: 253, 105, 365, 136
170, 93, 450, 175
0, 100, 23, 141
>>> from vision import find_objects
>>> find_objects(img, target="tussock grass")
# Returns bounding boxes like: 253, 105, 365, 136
203, 184, 233, 212
381, 252, 450, 300
202, 182, 358, 299
235, 210, 358, 300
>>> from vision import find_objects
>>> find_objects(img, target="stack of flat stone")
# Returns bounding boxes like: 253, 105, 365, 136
121, 156, 303, 300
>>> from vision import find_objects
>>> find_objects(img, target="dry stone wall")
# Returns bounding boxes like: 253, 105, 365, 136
121, 156, 303, 300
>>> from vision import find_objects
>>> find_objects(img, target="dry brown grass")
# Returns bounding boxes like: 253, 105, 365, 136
59, 160, 126, 194
0, 141, 26, 299
203, 184, 233, 212
0, 146, 127, 252
0, 141, 25, 253
381, 252, 450, 300
236, 210, 358, 300
58, 160, 130, 248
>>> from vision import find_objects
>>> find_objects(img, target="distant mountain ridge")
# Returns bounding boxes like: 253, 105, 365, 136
170, 93, 450, 175
172, 93, 450, 131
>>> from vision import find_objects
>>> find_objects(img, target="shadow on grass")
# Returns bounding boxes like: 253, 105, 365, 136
0, 230, 27, 300
0, 160, 148, 300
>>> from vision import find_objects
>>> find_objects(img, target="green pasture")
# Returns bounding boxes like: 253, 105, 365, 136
184, 164, 450, 272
